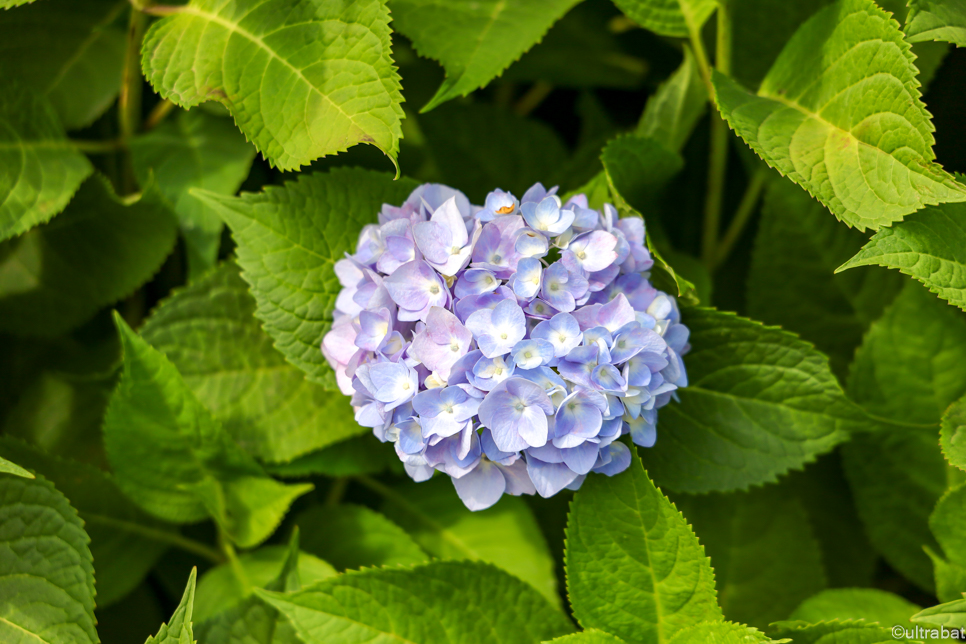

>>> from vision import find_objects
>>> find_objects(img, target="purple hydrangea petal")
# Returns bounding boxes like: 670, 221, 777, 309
562, 441, 599, 475
594, 441, 632, 476
511, 339, 555, 370
452, 460, 506, 511
527, 456, 579, 498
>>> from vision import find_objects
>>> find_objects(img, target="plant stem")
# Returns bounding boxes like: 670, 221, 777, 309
83, 514, 225, 564
220, 531, 251, 592
325, 477, 348, 507
144, 99, 175, 130
118, 7, 147, 193
700, 3, 733, 270
514, 81, 554, 117
714, 169, 766, 268
70, 138, 125, 153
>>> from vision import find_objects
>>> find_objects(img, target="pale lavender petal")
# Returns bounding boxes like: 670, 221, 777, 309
562, 441, 599, 475
510, 339, 555, 370
594, 441, 631, 476
527, 457, 579, 498
569, 231, 618, 272
455, 269, 499, 298
452, 461, 506, 511
498, 459, 536, 496
598, 294, 636, 332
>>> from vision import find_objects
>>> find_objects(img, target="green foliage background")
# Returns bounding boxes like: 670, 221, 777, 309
2, 0, 966, 642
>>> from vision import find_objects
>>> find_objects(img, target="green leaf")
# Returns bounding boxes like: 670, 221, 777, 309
929, 551, 966, 604
565, 453, 721, 644
748, 178, 903, 379
392, 0, 581, 112
712, 0, 966, 231
296, 504, 428, 571
770, 620, 904, 643
912, 598, 966, 629
0, 473, 96, 644
379, 475, 560, 608
266, 433, 401, 478
545, 631, 627, 644
0, 85, 93, 241
0, 437, 176, 608
0, 0, 38, 7
673, 485, 826, 629
837, 200, 966, 313
0, 0, 126, 130
929, 484, 966, 600
146, 568, 197, 644
503, 2, 647, 90
789, 589, 920, 626
140, 260, 365, 463
104, 314, 312, 547
0, 175, 178, 336
907, 0, 966, 46
256, 560, 574, 644
667, 622, 777, 644
418, 103, 570, 203
640, 307, 860, 493
849, 281, 966, 426
141, 0, 404, 171
130, 110, 255, 279
636, 45, 707, 153
0, 455, 31, 478
196, 168, 419, 388
195, 544, 336, 622
942, 394, 966, 471
611, 0, 716, 38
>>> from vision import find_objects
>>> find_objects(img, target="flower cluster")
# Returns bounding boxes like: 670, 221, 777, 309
322, 182, 689, 510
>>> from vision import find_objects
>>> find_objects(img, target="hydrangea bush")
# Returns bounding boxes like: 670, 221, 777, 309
323, 182, 689, 509
3, 0, 966, 643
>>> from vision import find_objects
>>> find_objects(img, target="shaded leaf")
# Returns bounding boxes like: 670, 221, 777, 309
0, 86, 92, 241
141, 260, 365, 463
257, 560, 574, 644
929, 484, 966, 603
636, 45, 707, 153
0, 175, 177, 336
907, 0, 966, 46
197, 169, 419, 388
713, 0, 966, 230
141, 0, 404, 171
0, 473, 97, 644
104, 314, 312, 547
296, 504, 428, 571
566, 453, 721, 644
0, 0, 126, 129
641, 307, 861, 493
942, 393, 966, 471
611, 0, 716, 38
130, 110, 255, 279
789, 588, 920, 626
266, 433, 401, 478
380, 475, 559, 607
392, 0, 581, 112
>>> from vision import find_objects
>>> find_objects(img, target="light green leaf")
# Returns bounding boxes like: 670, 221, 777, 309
770, 620, 903, 643
296, 504, 428, 571
104, 314, 312, 547
146, 568, 197, 644
141, 0, 404, 171
545, 631, 627, 644
667, 622, 778, 644
748, 178, 903, 379
0, 473, 97, 644
0, 0, 126, 130
942, 394, 966, 471
0, 86, 93, 241
267, 433, 401, 478
837, 200, 966, 313
0, 455, 31, 478
912, 598, 966, 629
929, 484, 966, 601
611, 0, 716, 38
566, 453, 721, 644
0, 0, 39, 7
392, 0, 581, 112
929, 551, 966, 604
636, 45, 707, 153
713, 0, 966, 231
140, 260, 365, 463
256, 560, 574, 644
379, 475, 559, 608
130, 110, 255, 279
640, 307, 860, 493
504, 2, 647, 90
195, 544, 335, 622
907, 0, 966, 46
789, 589, 920, 626
196, 168, 419, 388
673, 485, 826, 628
0, 437, 176, 608
0, 175, 177, 336
418, 103, 570, 203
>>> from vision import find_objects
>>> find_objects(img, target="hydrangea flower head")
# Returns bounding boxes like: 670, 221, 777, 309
323, 182, 690, 510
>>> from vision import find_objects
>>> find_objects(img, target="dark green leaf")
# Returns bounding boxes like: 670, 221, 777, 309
907, 0, 966, 46
928, 483, 966, 603
256, 560, 574, 644
0, 175, 177, 336
196, 169, 419, 388
611, 0, 716, 38
266, 433, 401, 478
636, 46, 707, 153
942, 394, 966, 471
566, 453, 721, 644
140, 260, 365, 464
